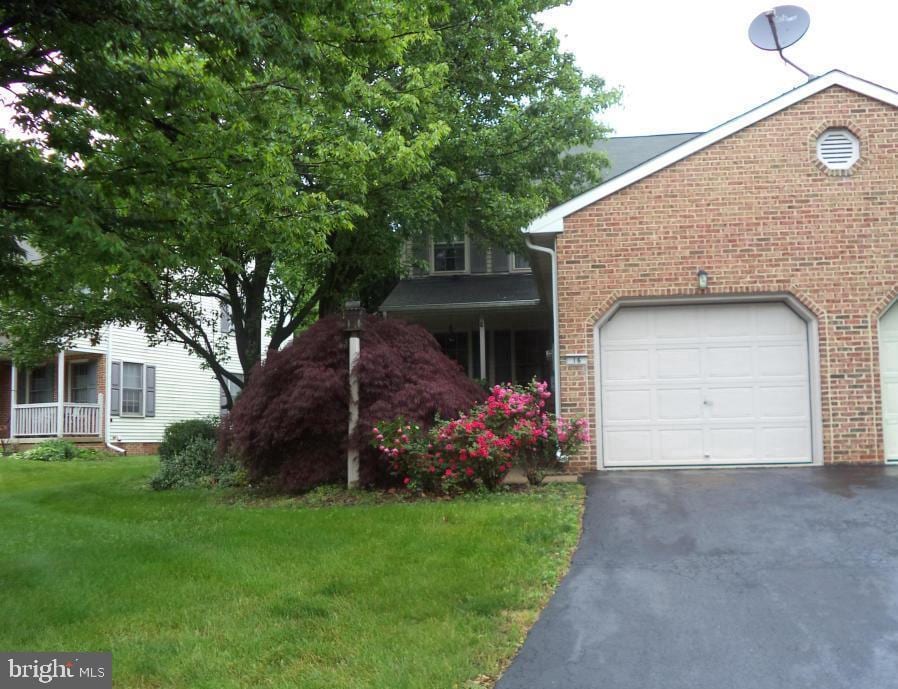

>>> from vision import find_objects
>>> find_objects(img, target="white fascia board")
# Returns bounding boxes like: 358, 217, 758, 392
524, 70, 898, 235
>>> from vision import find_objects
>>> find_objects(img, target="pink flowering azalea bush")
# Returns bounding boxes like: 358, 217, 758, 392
372, 380, 590, 492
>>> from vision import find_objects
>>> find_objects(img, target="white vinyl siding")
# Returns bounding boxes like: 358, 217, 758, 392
106, 323, 221, 443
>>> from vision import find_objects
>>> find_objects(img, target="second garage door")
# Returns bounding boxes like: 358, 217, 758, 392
598, 302, 813, 467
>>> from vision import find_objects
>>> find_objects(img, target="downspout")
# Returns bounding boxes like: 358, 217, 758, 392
525, 234, 561, 418
104, 325, 125, 454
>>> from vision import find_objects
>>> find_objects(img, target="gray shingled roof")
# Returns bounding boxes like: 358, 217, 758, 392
381, 133, 703, 312
381, 273, 540, 311
574, 132, 702, 183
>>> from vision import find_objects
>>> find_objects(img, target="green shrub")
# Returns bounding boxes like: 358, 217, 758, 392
150, 437, 241, 490
17, 439, 102, 462
159, 417, 219, 462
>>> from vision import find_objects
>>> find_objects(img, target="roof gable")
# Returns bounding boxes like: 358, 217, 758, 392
526, 70, 898, 234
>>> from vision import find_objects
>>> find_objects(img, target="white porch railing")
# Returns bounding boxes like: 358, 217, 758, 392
14, 403, 58, 437
13, 402, 102, 437
63, 403, 102, 436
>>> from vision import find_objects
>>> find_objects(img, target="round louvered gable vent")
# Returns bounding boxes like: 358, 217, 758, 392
816, 128, 859, 170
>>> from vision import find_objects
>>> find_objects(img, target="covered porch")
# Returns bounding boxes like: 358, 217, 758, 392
1, 351, 105, 441
380, 274, 553, 389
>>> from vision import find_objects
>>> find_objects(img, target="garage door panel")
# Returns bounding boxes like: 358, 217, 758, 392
760, 427, 811, 461
706, 346, 753, 378
755, 303, 807, 336
759, 385, 810, 419
885, 421, 898, 462
657, 388, 703, 420
604, 349, 650, 381
603, 389, 652, 422
879, 303, 898, 461
656, 348, 701, 379
702, 308, 754, 338
605, 430, 652, 463
707, 428, 756, 460
881, 342, 898, 375
706, 387, 754, 419
757, 345, 807, 377
883, 381, 898, 410
602, 310, 652, 342
600, 302, 812, 467
658, 429, 703, 461
655, 307, 702, 339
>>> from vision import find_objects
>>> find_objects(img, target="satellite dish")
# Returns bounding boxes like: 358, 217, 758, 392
748, 6, 813, 79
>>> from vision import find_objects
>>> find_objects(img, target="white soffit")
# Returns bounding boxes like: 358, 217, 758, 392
525, 70, 898, 235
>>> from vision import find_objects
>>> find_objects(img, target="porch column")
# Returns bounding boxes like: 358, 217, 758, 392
9, 362, 16, 439
56, 351, 65, 437
479, 317, 486, 383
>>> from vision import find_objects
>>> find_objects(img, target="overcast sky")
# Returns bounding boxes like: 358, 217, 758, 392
540, 0, 898, 136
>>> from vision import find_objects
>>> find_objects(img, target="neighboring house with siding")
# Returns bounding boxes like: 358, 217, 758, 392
382, 70, 898, 471
0, 300, 260, 454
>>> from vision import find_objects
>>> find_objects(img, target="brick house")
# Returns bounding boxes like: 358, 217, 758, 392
382, 70, 898, 470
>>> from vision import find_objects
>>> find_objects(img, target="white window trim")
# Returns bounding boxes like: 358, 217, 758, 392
120, 361, 146, 417
510, 251, 531, 272
431, 235, 470, 274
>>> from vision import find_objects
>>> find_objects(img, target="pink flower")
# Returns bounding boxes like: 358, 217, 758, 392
403, 477, 411, 485
465, 467, 474, 477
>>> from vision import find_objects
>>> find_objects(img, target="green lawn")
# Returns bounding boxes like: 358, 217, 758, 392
0, 456, 583, 689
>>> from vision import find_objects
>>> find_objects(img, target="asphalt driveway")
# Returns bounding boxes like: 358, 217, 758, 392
497, 467, 898, 689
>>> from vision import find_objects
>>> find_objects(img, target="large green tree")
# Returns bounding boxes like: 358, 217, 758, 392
0, 0, 618, 407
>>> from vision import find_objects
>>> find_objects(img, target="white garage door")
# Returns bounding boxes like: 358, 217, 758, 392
880, 303, 898, 462
599, 302, 813, 467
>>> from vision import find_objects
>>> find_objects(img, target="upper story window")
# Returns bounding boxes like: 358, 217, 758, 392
512, 251, 530, 270
433, 236, 466, 272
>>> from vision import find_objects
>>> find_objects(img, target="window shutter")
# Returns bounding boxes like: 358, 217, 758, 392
16, 369, 26, 404
145, 365, 156, 417
491, 247, 510, 273
469, 241, 488, 274
87, 360, 98, 403
110, 361, 121, 416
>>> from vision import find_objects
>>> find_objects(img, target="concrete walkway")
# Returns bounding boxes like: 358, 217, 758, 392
497, 467, 898, 689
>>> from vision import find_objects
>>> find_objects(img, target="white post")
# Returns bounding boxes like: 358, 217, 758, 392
479, 317, 487, 382
9, 362, 16, 439
347, 333, 360, 487
56, 350, 65, 437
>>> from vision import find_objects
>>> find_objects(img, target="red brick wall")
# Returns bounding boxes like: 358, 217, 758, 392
557, 86, 898, 470
117, 442, 160, 456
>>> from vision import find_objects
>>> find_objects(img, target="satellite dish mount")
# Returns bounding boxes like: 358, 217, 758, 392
748, 6, 813, 79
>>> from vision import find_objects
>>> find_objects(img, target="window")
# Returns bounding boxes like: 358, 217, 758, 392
121, 363, 144, 415
70, 361, 97, 403
433, 237, 466, 272
512, 252, 530, 270
28, 365, 52, 403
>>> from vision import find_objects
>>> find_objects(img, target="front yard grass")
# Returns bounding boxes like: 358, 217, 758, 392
0, 456, 583, 688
